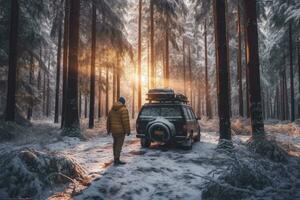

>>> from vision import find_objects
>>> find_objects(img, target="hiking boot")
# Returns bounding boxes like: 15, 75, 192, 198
114, 159, 126, 165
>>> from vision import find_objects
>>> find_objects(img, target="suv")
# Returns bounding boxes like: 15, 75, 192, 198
136, 89, 201, 149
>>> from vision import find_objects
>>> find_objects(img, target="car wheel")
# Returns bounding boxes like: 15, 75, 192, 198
141, 138, 151, 148
183, 135, 193, 150
194, 131, 201, 142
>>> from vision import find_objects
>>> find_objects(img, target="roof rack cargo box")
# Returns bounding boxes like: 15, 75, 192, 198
147, 88, 175, 100
146, 88, 188, 103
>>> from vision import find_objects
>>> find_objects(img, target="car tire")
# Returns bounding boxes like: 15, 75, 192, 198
141, 138, 151, 148
194, 131, 201, 142
183, 135, 193, 150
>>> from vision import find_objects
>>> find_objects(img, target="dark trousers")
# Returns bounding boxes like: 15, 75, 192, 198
112, 134, 125, 160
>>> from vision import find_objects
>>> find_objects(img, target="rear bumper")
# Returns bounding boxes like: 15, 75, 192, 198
136, 134, 188, 142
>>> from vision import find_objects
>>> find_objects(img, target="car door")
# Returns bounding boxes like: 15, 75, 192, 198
183, 106, 193, 135
186, 107, 199, 135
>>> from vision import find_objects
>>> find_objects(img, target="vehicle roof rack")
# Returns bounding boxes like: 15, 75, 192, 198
146, 88, 188, 104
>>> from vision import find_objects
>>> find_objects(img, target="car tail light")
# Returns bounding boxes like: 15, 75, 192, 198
182, 124, 187, 134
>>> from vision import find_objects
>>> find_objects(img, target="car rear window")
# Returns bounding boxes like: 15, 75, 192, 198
140, 106, 182, 118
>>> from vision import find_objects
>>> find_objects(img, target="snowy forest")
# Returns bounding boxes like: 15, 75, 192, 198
1, 0, 300, 199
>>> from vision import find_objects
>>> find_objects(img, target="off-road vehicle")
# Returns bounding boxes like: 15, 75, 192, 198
136, 89, 201, 149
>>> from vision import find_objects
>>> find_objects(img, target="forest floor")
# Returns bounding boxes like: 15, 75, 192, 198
0, 118, 300, 199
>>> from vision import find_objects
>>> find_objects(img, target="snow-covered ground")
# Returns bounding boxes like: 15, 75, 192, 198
1, 119, 300, 199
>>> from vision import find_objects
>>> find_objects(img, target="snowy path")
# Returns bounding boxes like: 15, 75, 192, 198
41, 131, 222, 200
71, 133, 219, 200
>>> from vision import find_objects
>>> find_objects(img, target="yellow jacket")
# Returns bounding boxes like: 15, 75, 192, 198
107, 102, 130, 135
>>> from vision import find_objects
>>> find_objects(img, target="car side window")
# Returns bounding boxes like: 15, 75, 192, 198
188, 108, 196, 120
184, 107, 193, 120
183, 107, 190, 120
187, 108, 195, 120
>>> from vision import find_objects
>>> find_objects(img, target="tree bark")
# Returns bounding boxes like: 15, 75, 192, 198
132, 64, 136, 119
27, 53, 34, 120
54, 13, 63, 123
117, 53, 121, 100
214, 0, 231, 140
288, 22, 295, 121
188, 45, 192, 104
5, 0, 19, 121
88, 1, 96, 129
165, 14, 170, 88
204, 20, 212, 119
150, 0, 155, 88
98, 67, 102, 119
105, 65, 109, 116
244, 0, 264, 137
137, 0, 142, 110
183, 40, 186, 95
297, 39, 300, 118
237, 0, 244, 117
63, 0, 80, 132
46, 57, 51, 118
61, 0, 70, 127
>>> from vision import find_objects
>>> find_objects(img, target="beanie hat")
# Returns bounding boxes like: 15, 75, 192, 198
119, 96, 126, 105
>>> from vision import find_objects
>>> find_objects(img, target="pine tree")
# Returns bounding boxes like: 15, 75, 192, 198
137, 0, 142, 110
204, 20, 212, 119
237, 0, 244, 117
214, 0, 231, 140
54, 10, 63, 123
61, 0, 70, 127
89, 0, 96, 129
5, 0, 19, 121
244, 0, 264, 137
63, 0, 81, 135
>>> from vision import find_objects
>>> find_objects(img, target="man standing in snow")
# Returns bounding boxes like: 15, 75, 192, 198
107, 96, 131, 165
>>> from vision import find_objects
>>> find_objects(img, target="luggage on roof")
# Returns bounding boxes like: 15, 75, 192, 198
146, 88, 188, 103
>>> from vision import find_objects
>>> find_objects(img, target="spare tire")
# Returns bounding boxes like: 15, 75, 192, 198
146, 117, 175, 143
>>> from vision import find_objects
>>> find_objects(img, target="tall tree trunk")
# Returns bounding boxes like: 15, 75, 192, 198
27, 54, 34, 120
37, 47, 42, 90
284, 68, 289, 120
147, 38, 150, 90
165, 14, 170, 88
183, 40, 186, 95
137, 0, 142, 110
63, 0, 80, 133
288, 22, 295, 121
79, 90, 81, 117
46, 57, 51, 118
244, 0, 264, 137
116, 53, 121, 99
43, 70, 46, 115
198, 80, 202, 117
105, 65, 109, 116
280, 73, 285, 120
132, 64, 136, 119
150, 0, 155, 88
54, 15, 63, 123
214, 0, 231, 140
188, 45, 192, 104
98, 67, 102, 119
61, 0, 70, 127
112, 64, 116, 102
297, 39, 300, 118
88, 1, 96, 129
276, 86, 279, 119
244, 23, 250, 118
5, 0, 19, 121
237, 0, 244, 117
204, 20, 212, 119
84, 95, 88, 118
